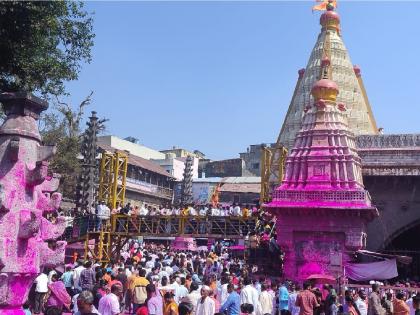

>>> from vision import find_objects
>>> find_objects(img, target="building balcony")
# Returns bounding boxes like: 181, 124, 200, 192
124, 177, 173, 200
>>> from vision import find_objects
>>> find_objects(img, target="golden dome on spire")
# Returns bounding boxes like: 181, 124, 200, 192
311, 79, 339, 102
320, 0, 340, 32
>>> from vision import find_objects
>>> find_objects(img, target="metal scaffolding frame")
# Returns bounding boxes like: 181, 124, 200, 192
260, 143, 288, 204
98, 150, 128, 209
65, 215, 257, 262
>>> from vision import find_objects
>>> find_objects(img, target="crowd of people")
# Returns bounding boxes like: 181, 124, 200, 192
26, 240, 420, 315
92, 202, 266, 219
64, 201, 277, 243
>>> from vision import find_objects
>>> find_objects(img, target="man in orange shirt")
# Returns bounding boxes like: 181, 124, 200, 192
296, 281, 319, 315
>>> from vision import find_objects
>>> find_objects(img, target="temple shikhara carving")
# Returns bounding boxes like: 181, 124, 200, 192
266, 0, 420, 279
0, 93, 66, 313
265, 3, 379, 277
278, 0, 378, 150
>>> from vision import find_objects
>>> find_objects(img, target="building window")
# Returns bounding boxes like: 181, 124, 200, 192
252, 163, 259, 169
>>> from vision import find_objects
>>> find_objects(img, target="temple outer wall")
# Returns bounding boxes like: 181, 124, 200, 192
365, 176, 420, 250
275, 210, 369, 281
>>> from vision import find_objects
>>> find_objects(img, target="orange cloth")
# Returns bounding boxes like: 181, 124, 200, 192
348, 305, 358, 315
312, 0, 337, 11
210, 280, 217, 293
393, 299, 410, 315
164, 301, 178, 315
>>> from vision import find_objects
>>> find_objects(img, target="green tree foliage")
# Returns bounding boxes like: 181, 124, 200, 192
0, 1, 94, 96
40, 92, 97, 199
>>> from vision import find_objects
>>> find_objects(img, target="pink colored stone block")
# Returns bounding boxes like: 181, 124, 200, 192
0, 92, 66, 312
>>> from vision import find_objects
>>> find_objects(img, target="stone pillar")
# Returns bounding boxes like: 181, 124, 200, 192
0, 92, 65, 313
76, 111, 100, 213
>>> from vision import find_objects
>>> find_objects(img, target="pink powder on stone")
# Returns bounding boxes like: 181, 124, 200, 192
0, 93, 66, 311
264, 74, 378, 281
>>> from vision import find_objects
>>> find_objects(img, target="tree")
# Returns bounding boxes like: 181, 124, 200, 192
41, 112, 81, 199
40, 92, 106, 200
0, 1, 94, 96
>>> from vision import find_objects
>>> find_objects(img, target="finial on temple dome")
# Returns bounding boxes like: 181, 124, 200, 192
314, 0, 340, 33
312, 54, 338, 102
326, 0, 335, 11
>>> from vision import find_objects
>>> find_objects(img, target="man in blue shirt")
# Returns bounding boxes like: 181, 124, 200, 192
279, 282, 289, 315
220, 283, 240, 315
61, 265, 74, 296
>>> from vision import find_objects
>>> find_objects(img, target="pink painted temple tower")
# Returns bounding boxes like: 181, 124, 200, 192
265, 2, 379, 280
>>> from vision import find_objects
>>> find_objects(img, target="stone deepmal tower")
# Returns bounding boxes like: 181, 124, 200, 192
278, 0, 378, 149
0, 92, 66, 314
181, 156, 194, 205
265, 3, 378, 280
76, 111, 100, 214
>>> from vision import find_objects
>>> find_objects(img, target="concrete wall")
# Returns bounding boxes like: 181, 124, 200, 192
204, 158, 245, 178
155, 157, 186, 181
219, 192, 259, 206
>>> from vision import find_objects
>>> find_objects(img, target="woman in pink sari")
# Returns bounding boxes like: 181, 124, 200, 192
45, 274, 72, 312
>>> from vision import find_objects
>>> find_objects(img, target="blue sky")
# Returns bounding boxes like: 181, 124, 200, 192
66, 1, 420, 160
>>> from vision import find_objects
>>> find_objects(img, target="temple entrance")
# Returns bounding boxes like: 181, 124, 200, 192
383, 220, 420, 279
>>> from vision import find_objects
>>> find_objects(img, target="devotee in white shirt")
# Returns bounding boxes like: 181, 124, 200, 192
260, 284, 274, 315
97, 201, 110, 219
196, 286, 216, 315
211, 207, 220, 216
139, 205, 149, 216
240, 278, 261, 315
34, 272, 49, 314
199, 207, 207, 216
232, 204, 242, 216
229, 206, 234, 215
73, 262, 85, 292
98, 284, 123, 315
181, 282, 202, 315
217, 275, 230, 306
189, 206, 198, 216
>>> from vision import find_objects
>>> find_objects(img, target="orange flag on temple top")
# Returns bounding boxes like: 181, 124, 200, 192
312, 0, 337, 12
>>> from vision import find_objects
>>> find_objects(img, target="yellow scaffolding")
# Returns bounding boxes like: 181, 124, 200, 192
98, 150, 128, 209
83, 150, 128, 262
84, 231, 111, 263
260, 143, 288, 205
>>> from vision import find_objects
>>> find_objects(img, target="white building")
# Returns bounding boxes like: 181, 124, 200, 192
98, 135, 199, 181
153, 153, 199, 181
98, 136, 165, 160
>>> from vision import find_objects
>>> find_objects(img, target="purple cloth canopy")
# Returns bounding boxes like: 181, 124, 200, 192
344, 259, 398, 281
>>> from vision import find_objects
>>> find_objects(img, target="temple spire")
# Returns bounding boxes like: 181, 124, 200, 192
265, 68, 378, 281
277, 1, 378, 149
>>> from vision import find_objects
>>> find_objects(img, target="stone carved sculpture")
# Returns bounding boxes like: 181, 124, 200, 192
0, 92, 66, 314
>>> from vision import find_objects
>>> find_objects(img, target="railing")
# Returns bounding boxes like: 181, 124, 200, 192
64, 215, 257, 241
61, 215, 98, 240
111, 215, 256, 238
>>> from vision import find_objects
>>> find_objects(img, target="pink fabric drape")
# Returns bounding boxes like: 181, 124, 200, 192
344, 259, 398, 281
48, 281, 72, 310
